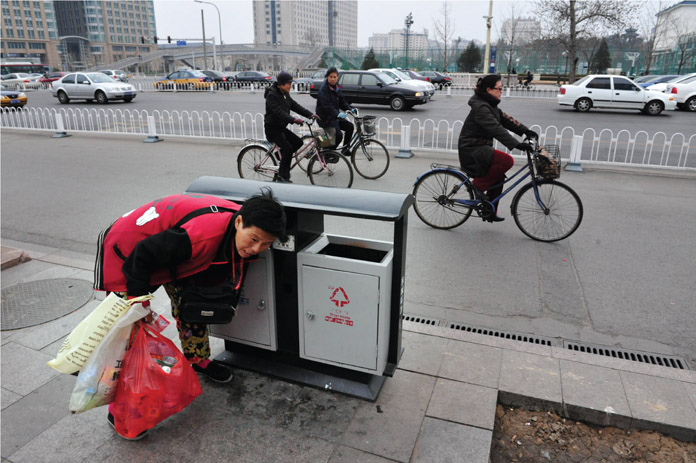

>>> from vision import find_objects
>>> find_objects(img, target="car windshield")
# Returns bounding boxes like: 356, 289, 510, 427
392, 70, 412, 80
87, 73, 116, 83
379, 73, 397, 85
190, 70, 207, 77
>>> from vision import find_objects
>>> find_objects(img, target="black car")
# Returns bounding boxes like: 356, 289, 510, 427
418, 70, 452, 89
294, 69, 327, 92
201, 70, 233, 88
233, 71, 275, 87
310, 70, 430, 111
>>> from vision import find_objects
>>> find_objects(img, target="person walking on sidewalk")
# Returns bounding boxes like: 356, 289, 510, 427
315, 67, 355, 155
457, 74, 538, 222
264, 70, 319, 183
94, 189, 287, 439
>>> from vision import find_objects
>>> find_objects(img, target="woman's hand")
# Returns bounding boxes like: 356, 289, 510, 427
524, 129, 539, 139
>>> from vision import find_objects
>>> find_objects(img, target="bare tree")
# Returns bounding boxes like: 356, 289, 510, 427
496, 2, 522, 78
533, 0, 638, 82
433, 1, 455, 72
638, 0, 667, 74
656, 7, 696, 74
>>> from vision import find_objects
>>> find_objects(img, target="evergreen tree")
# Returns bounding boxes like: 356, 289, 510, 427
318, 56, 328, 69
360, 47, 380, 70
590, 38, 611, 73
458, 41, 482, 72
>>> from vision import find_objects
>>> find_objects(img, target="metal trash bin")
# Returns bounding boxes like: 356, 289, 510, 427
185, 177, 414, 400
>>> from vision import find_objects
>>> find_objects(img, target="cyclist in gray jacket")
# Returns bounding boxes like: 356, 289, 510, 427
457, 74, 537, 222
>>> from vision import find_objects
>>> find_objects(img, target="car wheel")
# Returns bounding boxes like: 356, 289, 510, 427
57, 91, 70, 104
390, 95, 406, 111
96, 91, 108, 104
686, 96, 696, 112
643, 100, 663, 116
574, 97, 591, 112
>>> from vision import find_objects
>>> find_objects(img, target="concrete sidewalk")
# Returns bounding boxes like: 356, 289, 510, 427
1, 240, 694, 463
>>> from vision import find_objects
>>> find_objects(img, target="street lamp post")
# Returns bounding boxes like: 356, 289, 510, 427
404, 12, 413, 69
195, 0, 223, 70
483, 0, 493, 73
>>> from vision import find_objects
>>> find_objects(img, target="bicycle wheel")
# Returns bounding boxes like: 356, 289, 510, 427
237, 145, 277, 182
351, 138, 390, 179
511, 180, 583, 242
308, 151, 354, 188
412, 170, 474, 229
298, 136, 321, 173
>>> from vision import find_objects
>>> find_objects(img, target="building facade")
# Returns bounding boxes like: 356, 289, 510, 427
500, 17, 540, 45
652, 0, 696, 73
1, 0, 61, 69
253, 0, 357, 48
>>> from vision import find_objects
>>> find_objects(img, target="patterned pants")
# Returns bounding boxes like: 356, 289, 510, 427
163, 283, 210, 365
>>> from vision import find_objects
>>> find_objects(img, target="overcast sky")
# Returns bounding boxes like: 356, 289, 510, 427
152, 0, 538, 46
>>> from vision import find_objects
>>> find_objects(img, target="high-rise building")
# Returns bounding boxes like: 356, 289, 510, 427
500, 17, 540, 45
368, 33, 388, 52
253, 0, 357, 48
1, 0, 61, 69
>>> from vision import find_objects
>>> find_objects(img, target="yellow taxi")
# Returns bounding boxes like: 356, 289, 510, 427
1, 83, 28, 108
154, 70, 214, 90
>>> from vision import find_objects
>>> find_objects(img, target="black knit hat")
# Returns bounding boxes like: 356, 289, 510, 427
277, 71, 293, 85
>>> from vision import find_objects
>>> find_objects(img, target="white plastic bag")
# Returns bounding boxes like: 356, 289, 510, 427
69, 303, 151, 414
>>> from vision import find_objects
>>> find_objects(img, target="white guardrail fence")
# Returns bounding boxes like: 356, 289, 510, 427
2, 106, 695, 171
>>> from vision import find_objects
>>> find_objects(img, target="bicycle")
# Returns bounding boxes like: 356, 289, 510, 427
412, 138, 583, 242
237, 119, 354, 188
299, 109, 390, 179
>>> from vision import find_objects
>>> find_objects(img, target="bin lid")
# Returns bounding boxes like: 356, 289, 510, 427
186, 177, 414, 221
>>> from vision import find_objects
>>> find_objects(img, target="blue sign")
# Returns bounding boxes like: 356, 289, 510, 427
489, 46, 497, 73
177, 40, 186, 46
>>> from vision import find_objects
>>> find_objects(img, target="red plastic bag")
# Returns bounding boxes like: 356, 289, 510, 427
111, 324, 202, 438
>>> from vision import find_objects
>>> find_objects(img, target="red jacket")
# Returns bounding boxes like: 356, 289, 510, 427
94, 194, 241, 295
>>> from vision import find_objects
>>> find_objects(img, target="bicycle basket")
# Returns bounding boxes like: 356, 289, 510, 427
361, 116, 377, 136
315, 127, 336, 148
534, 145, 560, 179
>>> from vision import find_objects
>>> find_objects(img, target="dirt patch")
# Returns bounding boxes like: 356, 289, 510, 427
490, 404, 696, 463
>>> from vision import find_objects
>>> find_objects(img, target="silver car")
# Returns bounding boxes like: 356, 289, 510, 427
51, 72, 137, 104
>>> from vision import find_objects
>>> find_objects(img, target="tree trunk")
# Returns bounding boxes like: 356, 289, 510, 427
569, 0, 577, 82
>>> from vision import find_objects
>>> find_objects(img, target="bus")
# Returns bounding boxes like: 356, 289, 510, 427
1, 62, 51, 76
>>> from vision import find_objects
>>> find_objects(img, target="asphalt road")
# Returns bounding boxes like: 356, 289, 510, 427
24, 87, 696, 139
2, 129, 695, 369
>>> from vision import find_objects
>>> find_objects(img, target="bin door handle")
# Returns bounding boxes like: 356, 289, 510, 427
306, 311, 315, 320
257, 300, 266, 310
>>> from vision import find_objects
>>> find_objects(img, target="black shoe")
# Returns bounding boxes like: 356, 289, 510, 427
193, 361, 234, 383
472, 186, 489, 201
276, 176, 293, 184
489, 216, 505, 222
340, 146, 351, 156
107, 412, 149, 441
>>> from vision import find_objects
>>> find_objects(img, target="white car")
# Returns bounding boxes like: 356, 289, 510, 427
557, 74, 676, 115
0, 73, 42, 89
369, 68, 436, 97
100, 69, 129, 82
51, 72, 137, 104
665, 74, 696, 112
645, 73, 696, 93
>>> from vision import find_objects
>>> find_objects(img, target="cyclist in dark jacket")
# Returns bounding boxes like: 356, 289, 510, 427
264, 71, 318, 183
457, 74, 537, 222
315, 67, 354, 154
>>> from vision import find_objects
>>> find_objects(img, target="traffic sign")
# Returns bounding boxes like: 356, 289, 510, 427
177, 40, 186, 46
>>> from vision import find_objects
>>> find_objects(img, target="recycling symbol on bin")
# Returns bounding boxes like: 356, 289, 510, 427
329, 287, 350, 308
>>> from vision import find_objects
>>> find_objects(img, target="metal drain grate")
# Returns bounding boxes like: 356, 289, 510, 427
563, 340, 689, 370
402, 314, 442, 326
446, 322, 555, 346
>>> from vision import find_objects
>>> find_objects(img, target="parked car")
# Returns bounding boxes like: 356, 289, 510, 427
201, 70, 232, 87
52, 72, 137, 104
100, 69, 129, 82
665, 74, 696, 112
154, 70, 213, 90
0, 73, 41, 89
557, 74, 676, 115
632, 74, 657, 84
418, 70, 452, 89
310, 70, 430, 111
636, 74, 680, 88
401, 69, 428, 82
233, 71, 275, 87
39, 72, 67, 87
294, 69, 327, 91
368, 68, 436, 96
1, 83, 28, 108
645, 73, 696, 92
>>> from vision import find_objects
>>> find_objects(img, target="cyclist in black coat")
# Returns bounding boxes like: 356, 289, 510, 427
315, 67, 354, 154
457, 74, 537, 222
264, 71, 318, 183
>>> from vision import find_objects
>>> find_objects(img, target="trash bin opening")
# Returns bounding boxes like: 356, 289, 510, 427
318, 243, 387, 263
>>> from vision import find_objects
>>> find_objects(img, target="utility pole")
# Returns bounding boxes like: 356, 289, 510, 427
404, 12, 414, 69
201, 10, 208, 70
483, 0, 493, 73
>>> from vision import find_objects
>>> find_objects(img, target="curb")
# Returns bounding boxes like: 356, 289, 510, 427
1, 246, 31, 270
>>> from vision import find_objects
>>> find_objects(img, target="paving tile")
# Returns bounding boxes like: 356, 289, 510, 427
426, 378, 498, 430
1, 342, 61, 395
498, 349, 562, 413
342, 401, 424, 463
560, 360, 632, 428
1, 387, 22, 410
621, 371, 696, 441
0, 260, 55, 288
411, 417, 492, 463
282, 387, 361, 442
0, 374, 75, 459
376, 370, 436, 413
398, 331, 448, 376
438, 339, 502, 388
329, 445, 396, 463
